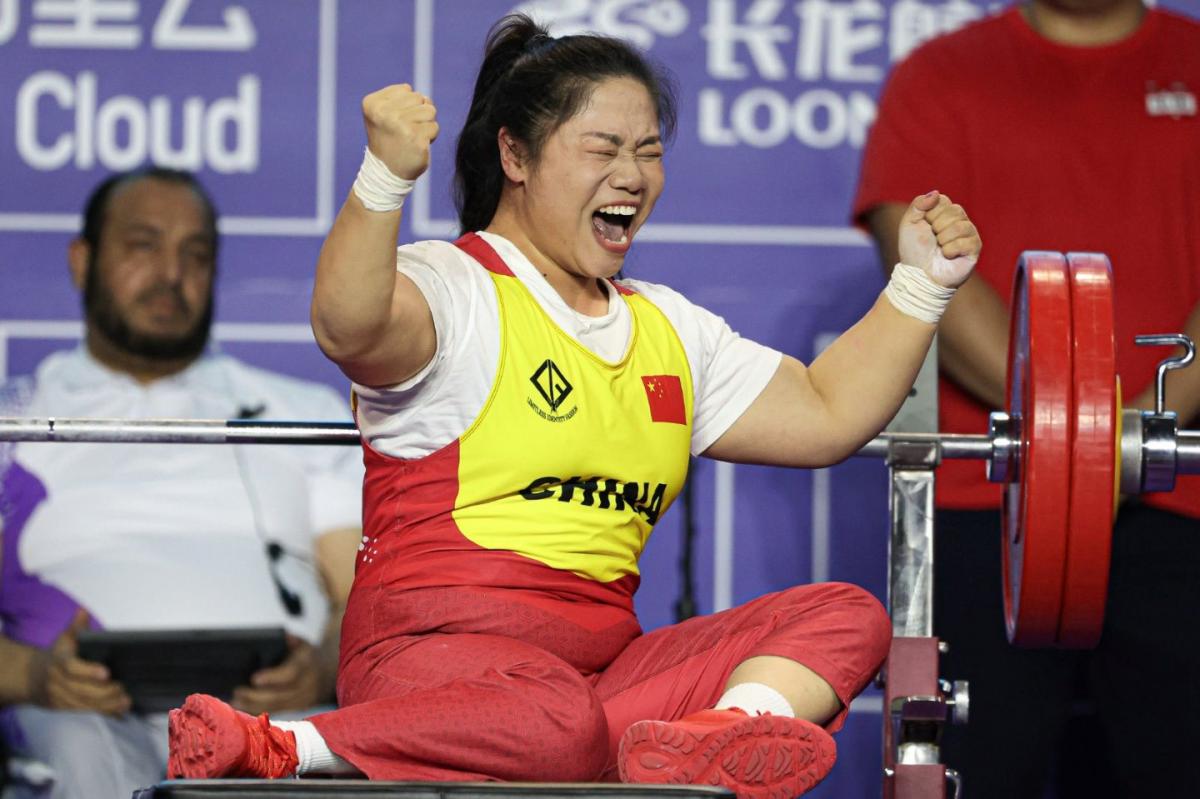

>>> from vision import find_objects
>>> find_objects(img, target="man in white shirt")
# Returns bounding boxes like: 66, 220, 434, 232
0, 168, 363, 799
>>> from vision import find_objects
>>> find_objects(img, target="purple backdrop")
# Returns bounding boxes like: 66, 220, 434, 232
2, 1, 1193, 795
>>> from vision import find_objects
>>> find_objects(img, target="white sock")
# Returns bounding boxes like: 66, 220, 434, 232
270, 720, 359, 775
714, 682, 796, 718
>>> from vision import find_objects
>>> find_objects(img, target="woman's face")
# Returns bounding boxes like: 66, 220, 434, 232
513, 77, 665, 283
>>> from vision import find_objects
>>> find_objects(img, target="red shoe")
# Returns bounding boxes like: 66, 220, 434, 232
167, 694, 299, 779
618, 708, 837, 799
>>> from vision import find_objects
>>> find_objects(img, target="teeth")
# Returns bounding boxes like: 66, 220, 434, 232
597, 205, 636, 216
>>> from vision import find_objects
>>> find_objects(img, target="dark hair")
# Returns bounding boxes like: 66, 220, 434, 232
80, 166, 219, 259
454, 14, 677, 233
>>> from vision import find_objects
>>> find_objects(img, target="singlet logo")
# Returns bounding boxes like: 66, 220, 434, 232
1146, 82, 1196, 118
528, 359, 578, 422
520, 475, 668, 525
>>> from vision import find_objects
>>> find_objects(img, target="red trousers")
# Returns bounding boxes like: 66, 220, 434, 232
311, 582, 890, 781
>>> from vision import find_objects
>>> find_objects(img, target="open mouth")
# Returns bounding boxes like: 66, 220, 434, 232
591, 204, 637, 248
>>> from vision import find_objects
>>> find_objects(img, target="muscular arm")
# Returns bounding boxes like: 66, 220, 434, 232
311, 85, 440, 388
866, 201, 1010, 410
869, 203, 1200, 426
706, 193, 981, 467
312, 195, 435, 389
704, 298, 935, 467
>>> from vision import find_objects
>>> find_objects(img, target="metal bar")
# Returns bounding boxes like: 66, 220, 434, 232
859, 433, 993, 460
888, 467, 936, 637
0, 418, 360, 445
4, 417, 1197, 474
1179, 431, 1200, 474
0, 417, 1001, 455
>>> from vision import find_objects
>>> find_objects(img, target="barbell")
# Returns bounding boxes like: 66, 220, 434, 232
2, 251, 1197, 649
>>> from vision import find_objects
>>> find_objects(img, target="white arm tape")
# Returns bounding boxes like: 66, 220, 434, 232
883, 262, 956, 324
352, 146, 417, 212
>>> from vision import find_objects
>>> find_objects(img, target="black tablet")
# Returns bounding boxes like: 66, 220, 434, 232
76, 627, 288, 713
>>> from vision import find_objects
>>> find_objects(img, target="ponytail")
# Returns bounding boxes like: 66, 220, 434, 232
453, 14, 677, 234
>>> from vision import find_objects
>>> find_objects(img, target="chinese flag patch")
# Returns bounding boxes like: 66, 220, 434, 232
641, 375, 686, 425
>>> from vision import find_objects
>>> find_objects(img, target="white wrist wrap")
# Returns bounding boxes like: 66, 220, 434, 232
884, 262, 956, 324
352, 147, 416, 212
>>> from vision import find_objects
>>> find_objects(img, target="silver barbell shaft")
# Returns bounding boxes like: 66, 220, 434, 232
856, 433, 992, 460
3, 418, 1199, 474
1178, 432, 1200, 473
0, 417, 993, 454
0, 417, 361, 445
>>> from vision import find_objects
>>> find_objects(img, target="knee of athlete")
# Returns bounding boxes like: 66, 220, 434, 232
512, 664, 609, 780
829, 582, 893, 669
532, 691, 609, 781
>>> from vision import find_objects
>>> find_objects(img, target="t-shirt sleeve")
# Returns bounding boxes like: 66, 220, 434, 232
627, 281, 783, 456
352, 240, 462, 404
851, 45, 969, 228
350, 240, 499, 459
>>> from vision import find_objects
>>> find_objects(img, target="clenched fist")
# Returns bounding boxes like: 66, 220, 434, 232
362, 84, 440, 181
898, 191, 981, 289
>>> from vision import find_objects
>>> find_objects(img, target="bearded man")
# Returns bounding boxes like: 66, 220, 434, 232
0, 168, 363, 799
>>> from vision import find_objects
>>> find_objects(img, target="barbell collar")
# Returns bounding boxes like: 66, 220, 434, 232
1141, 412, 1179, 493
1119, 409, 1145, 496
1179, 431, 1200, 475
985, 412, 1019, 484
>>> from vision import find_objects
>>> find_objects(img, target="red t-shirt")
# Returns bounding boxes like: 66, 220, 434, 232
853, 6, 1200, 516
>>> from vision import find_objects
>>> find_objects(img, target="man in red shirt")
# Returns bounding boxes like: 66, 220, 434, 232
854, 1, 1200, 796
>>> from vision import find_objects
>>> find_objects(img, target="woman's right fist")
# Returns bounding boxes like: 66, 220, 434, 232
362, 84, 440, 181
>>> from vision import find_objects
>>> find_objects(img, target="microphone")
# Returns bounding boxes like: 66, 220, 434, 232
236, 403, 266, 420
226, 399, 302, 617
266, 542, 304, 617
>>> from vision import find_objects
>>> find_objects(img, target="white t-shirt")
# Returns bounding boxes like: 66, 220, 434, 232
0, 348, 363, 646
355, 232, 783, 459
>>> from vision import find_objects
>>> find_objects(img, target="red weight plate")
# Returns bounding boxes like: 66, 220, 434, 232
1058, 253, 1117, 648
1003, 252, 1073, 647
